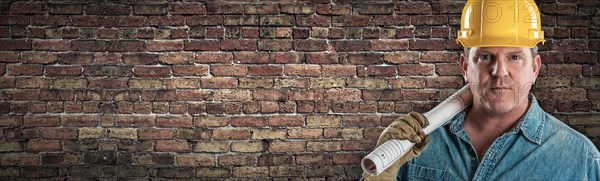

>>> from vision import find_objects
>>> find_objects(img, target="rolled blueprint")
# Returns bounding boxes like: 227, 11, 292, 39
361, 85, 472, 176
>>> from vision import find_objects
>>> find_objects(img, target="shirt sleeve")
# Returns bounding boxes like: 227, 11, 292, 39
395, 161, 410, 181
588, 152, 600, 181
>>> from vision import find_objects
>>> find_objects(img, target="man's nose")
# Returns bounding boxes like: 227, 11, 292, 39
491, 59, 508, 77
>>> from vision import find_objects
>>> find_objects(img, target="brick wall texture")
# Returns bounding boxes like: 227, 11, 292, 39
0, 0, 599, 180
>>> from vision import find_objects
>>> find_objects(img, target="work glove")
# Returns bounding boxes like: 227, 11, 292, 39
362, 111, 431, 181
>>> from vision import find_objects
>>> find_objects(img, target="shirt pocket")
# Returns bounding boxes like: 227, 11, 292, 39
406, 163, 457, 181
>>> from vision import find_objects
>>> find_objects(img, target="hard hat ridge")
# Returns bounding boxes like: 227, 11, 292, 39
456, 0, 545, 48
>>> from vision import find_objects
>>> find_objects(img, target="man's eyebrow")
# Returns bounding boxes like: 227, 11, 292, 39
507, 50, 526, 55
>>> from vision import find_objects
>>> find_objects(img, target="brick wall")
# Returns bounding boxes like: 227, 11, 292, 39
0, 0, 599, 179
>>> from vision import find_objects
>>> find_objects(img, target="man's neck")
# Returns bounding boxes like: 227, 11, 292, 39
463, 99, 531, 160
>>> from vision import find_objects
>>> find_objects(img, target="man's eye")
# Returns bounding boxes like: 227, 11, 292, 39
511, 55, 522, 60
479, 55, 491, 60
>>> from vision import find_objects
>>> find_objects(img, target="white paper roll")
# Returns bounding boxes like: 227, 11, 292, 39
361, 85, 472, 176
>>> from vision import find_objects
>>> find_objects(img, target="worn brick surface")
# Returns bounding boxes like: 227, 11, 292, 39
0, 0, 598, 179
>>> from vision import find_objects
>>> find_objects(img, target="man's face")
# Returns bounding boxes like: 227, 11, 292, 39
460, 47, 541, 114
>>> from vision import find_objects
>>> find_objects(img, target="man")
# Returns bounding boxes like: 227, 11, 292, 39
363, 0, 600, 180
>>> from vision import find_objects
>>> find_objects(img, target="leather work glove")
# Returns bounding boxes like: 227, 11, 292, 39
362, 112, 431, 181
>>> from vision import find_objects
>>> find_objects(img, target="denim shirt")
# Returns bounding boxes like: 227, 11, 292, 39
397, 95, 600, 181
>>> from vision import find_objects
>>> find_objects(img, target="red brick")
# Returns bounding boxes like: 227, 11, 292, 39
85, 4, 130, 15
296, 15, 331, 27
60, 116, 98, 127
258, 40, 292, 51
247, 65, 283, 76
186, 15, 222, 25
332, 15, 373, 27
421, 51, 459, 63
177, 90, 211, 101
122, 54, 158, 65
10, 1, 46, 14
267, 116, 304, 127
334, 40, 371, 51
347, 53, 384, 65
89, 78, 128, 89
410, 40, 446, 50
139, 128, 175, 140
294, 40, 327, 51
25, 140, 61, 152
156, 116, 193, 128
342, 140, 373, 151
170, 2, 205, 15
366, 65, 397, 76
223, 15, 258, 25
41, 128, 78, 139
213, 129, 250, 140
306, 53, 339, 64
284, 65, 320, 76
148, 16, 185, 26
46, 66, 82, 77
173, 65, 208, 76
200, 77, 237, 88
396, 1, 432, 14
48, 4, 82, 15
288, 90, 324, 101
269, 141, 306, 153
372, 40, 409, 51
134, 66, 171, 78
184, 40, 220, 51
398, 64, 434, 76
118, 116, 155, 127
24, 116, 60, 127
230, 116, 267, 127
436, 64, 462, 76
133, 4, 168, 15
22, 52, 57, 64
107, 40, 146, 52
155, 141, 191, 152
220, 40, 256, 51
403, 89, 437, 101
146, 40, 183, 52
546, 64, 582, 76
33, 39, 70, 51
316, 4, 351, 15
426, 76, 464, 88
219, 154, 255, 166
244, 4, 279, 14
8, 64, 43, 76
196, 52, 233, 64
0, 52, 19, 63
322, 65, 356, 76
70, 40, 106, 52
210, 65, 248, 76
307, 141, 341, 152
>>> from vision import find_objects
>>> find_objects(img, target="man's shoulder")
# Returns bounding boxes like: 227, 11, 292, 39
542, 112, 600, 156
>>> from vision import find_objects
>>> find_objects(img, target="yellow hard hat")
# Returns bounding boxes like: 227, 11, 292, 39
456, 0, 545, 48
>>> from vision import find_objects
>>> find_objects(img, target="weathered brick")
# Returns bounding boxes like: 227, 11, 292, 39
213, 129, 250, 140
177, 155, 215, 167
307, 141, 341, 152
155, 141, 191, 152
0, 141, 22, 152
269, 141, 305, 153
307, 115, 341, 127
231, 141, 265, 153
25, 140, 61, 152
287, 128, 322, 139
232, 166, 269, 178
296, 153, 330, 165
108, 128, 137, 140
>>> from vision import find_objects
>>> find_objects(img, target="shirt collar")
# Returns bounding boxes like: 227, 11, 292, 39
511, 94, 545, 145
446, 94, 545, 145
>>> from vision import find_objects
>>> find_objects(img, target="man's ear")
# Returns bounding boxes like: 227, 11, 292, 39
532, 54, 541, 80
460, 54, 468, 83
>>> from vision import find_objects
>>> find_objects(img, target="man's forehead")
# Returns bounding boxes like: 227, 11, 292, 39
471, 47, 530, 55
